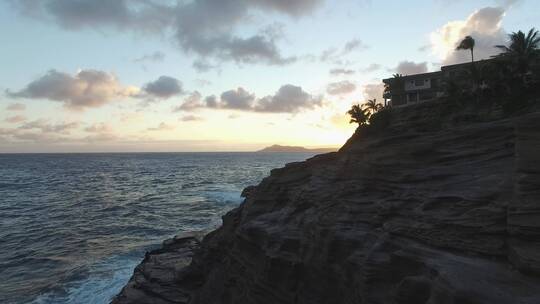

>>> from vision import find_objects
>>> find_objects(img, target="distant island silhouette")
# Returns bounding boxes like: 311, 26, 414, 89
257, 145, 337, 153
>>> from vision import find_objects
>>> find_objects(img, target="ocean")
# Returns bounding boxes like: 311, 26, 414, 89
0, 152, 316, 304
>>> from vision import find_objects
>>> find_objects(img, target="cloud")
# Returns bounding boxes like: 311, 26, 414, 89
8, 0, 174, 32
430, 6, 507, 65
0, 118, 83, 144
192, 59, 218, 72
171, 0, 319, 65
7, 69, 138, 110
220, 87, 256, 110
360, 63, 382, 73
19, 119, 79, 134
362, 83, 385, 101
85, 123, 113, 133
142, 76, 183, 99
395, 61, 428, 75
84, 132, 118, 142
9, 0, 322, 66
255, 84, 322, 113
5, 115, 26, 123
174, 84, 321, 113
343, 38, 369, 53
329, 68, 356, 76
173, 91, 203, 112
180, 115, 204, 122
326, 81, 357, 96
6, 103, 26, 111
147, 122, 175, 131
320, 38, 369, 63
134, 51, 165, 63
250, 0, 322, 16
84, 123, 117, 142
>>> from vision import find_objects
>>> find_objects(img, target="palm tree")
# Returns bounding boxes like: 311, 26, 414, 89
456, 36, 475, 63
495, 28, 540, 74
362, 99, 383, 114
347, 104, 371, 126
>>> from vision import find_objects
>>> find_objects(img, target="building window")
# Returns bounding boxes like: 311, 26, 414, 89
414, 79, 424, 86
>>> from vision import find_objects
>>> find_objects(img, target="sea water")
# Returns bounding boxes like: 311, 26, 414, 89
0, 152, 315, 304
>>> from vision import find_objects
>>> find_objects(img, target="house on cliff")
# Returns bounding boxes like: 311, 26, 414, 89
383, 60, 492, 107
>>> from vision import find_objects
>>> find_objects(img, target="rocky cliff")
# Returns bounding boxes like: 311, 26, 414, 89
113, 103, 540, 304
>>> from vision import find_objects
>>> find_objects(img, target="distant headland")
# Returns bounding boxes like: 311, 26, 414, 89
256, 145, 337, 153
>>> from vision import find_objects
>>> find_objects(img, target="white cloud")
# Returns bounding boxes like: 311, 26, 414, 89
430, 6, 507, 65
395, 61, 428, 75
7, 69, 138, 110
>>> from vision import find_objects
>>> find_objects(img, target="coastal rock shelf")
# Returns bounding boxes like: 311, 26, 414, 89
115, 107, 540, 304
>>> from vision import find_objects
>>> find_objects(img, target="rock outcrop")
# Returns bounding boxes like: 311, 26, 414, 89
115, 103, 540, 304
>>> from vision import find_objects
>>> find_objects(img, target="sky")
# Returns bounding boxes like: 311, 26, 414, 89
0, 0, 537, 152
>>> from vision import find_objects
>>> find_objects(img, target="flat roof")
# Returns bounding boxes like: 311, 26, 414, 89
383, 58, 496, 83
383, 71, 442, 83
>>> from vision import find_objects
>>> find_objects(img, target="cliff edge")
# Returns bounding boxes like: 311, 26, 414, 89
113, 102, 540, 304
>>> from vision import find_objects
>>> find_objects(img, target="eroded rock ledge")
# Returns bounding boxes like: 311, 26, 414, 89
114, 105, 540, 304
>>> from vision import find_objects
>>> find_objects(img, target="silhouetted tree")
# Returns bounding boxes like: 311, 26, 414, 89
347, 104, 370, 126
362, 99, 383, 114
457, 36, 476, 63
495, 28, 540, 75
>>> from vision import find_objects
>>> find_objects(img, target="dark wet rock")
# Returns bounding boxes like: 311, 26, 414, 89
115, 107, 540, 304
240, 185, 257, 198
111, 232, 205, 304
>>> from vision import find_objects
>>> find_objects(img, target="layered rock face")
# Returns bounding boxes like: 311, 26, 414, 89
115, 105, 540, 304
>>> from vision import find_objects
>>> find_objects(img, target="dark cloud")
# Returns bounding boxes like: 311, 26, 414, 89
175, 84, 321, 113
395, 61, 428, 75
8, 0, 174, 32
5, 103, 26, 111
9, 0, 321, 66
255, 84, 322, 113
220, 87, 256, 110
142, 76, 183, 99
192, 59, 218, 73
250, 0, 322, 16
134, 51, 165, 63
329, 68, 356, 76
326, 81, 357, 96
6, 69, 137, 110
